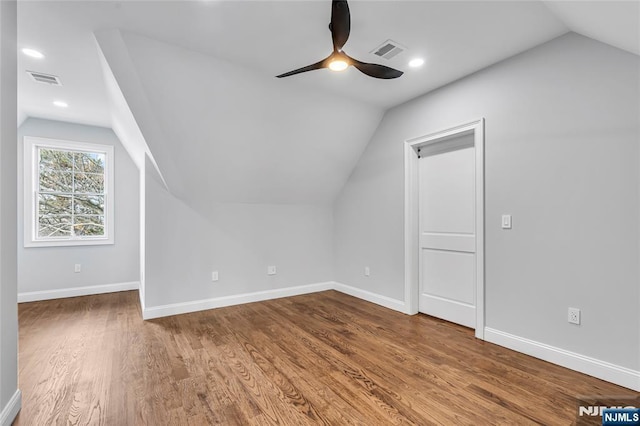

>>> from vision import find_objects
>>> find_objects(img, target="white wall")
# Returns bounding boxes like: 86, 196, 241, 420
94, 30, 383, 315
17, 118, 139, 299
334, 33, 640, 373
0, 1, 20, 423
145, 170, 333, 310
115, 31, 384, 206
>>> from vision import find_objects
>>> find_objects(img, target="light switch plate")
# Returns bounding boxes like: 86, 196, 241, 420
502, 214, 512, 229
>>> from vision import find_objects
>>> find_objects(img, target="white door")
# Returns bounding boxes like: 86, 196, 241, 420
418, 134, 476, 328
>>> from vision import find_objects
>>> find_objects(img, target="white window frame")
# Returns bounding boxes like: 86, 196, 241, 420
23, 136, 115, 247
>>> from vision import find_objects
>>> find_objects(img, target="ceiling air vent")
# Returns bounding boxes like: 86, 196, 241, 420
370, 39, 406, 60
27, 71, 62, 86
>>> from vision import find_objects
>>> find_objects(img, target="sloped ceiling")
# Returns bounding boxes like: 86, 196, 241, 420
17, 1, 640, 205
19, 1, 579, 127
97, 29, 384, 205
543, 1, 640, 56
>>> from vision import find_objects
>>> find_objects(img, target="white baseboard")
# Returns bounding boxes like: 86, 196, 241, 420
18, 281, 140, 303
34, 279, 634, 392
141, 281, 407, 320
0, 389, 21, 426
142, 281, 334, 320
484, 327, 640, 392
333, 282, 406, 313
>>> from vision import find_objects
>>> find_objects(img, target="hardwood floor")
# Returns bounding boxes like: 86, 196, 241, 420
15, 290, 637, 425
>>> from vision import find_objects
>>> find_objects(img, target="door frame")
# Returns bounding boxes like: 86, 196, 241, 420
403, 118, 485, 339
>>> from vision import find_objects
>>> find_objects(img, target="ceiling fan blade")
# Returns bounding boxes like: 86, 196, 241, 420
330, 0, 350, 51
276, 58, 327, 78
349, 57, 403, 79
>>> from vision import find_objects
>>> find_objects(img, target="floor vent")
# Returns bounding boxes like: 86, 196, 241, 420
370, 40, 406, 60
27, 71, 62, 86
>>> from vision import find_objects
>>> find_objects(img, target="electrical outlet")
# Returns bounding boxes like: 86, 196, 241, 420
211, 271, 219, 282
74, 264, 81, 273
267, 266, 277, 275
568, 307, 581, 325
364, 266, 370, 277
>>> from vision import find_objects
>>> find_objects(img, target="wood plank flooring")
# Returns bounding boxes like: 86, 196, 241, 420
15, 290, 638, 425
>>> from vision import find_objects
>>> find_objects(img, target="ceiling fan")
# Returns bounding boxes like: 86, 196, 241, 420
276, 0, 403, 80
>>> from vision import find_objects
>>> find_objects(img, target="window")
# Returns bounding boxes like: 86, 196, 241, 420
24, 137, 114, 247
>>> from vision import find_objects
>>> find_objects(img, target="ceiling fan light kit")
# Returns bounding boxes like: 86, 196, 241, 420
329, 59, 348, 72
276, 0, 403, 80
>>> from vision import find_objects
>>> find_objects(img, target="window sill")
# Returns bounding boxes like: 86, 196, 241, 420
24, 238, 114, 248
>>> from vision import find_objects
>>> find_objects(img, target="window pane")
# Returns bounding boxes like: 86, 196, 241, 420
38, 215, 72, 238
74, 173, 104, 194
39, 169, 73, 193
38, 193, 72, 216
28, 138, 112, 245
74, 195, 104, 215
74, 151, 105, 174
74, 216, 104, 236
39, 149, 73, 171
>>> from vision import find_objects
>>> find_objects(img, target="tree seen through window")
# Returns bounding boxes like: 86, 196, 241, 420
37, 148, 106, 238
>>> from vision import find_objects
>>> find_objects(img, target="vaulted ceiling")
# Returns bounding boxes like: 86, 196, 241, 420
19, 1, 639, 128
17, 1, 640, 205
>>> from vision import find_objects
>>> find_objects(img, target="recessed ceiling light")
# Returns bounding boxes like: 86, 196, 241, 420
408, 58, 425, 68
22, 48, 44, 59
53, 101, 68, 108
328, 59, 348, 72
